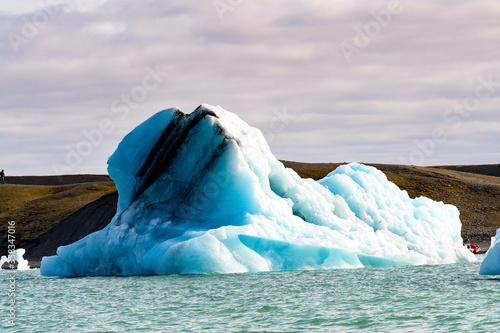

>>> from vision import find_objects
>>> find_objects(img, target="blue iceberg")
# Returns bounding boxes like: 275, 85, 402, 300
479, 228, 500, 275
41, 104, 475, 276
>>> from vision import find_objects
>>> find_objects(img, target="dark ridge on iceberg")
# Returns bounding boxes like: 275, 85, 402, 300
175, 137, 231, 204
135, 107, 218, 201
136, 110, 185, 178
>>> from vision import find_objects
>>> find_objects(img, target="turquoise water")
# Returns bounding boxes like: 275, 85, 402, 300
2, 256, 500, 332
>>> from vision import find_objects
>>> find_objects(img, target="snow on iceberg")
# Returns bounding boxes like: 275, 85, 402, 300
479, 228, 500, 275
41, 104, 475, 276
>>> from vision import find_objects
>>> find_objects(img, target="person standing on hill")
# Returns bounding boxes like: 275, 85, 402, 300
1, 169, 4, 184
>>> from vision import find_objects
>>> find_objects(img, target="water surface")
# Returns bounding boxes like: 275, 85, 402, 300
2, 256, 499, 332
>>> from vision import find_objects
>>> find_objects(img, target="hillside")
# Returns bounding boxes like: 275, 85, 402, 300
434, 164, 500, 177
0, 176, 117, 266
1, 163, 499, 267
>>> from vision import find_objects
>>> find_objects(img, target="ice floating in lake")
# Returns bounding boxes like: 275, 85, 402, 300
41, 104, 475, 277
479, 228, 500, 275
0, 248, 30, 270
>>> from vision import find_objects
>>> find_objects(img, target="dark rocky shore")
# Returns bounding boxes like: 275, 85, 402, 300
1, 163, 499, 268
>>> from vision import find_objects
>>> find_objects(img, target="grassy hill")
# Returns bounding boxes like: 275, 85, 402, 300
1, 163, 499, 266
0, 176, 117, 265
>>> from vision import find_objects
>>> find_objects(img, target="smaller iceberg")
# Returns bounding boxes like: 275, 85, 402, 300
479, 228, 500, 275
0, 249, 30, 270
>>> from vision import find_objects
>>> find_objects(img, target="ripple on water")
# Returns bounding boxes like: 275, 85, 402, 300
2, 260, 500, 332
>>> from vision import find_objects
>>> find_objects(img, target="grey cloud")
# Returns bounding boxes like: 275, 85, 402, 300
1, 0, 499, 175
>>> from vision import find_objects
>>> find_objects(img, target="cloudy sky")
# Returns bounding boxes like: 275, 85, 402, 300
1, 0, 499, 176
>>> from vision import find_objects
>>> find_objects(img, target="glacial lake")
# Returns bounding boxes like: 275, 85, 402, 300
2, 255, 499, 332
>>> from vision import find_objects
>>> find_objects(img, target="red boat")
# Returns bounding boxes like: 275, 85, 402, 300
467, 243, 481, 254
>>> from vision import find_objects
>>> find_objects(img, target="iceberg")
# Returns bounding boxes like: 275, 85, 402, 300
0, 248, 30, 270
41, 104, 474, 276
479, 228, 500, 275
